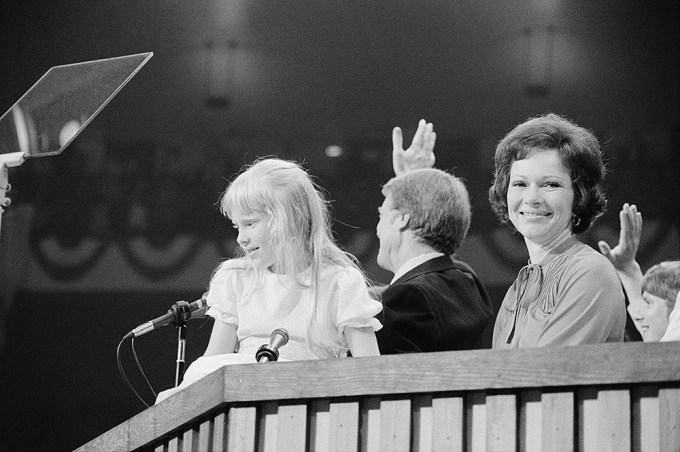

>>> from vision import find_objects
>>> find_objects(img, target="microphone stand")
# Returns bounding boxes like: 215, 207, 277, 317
175, 323, 187, 387
169, 301, 192, 387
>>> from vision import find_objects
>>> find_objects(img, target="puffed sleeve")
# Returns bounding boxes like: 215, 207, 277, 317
205, 260, 242, 326
331, 267, 383, 334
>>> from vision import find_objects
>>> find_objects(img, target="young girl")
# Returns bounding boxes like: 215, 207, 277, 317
157, 158, 381, 402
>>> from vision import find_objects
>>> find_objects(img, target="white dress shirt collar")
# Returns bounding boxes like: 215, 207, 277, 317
390, 252, 445, 284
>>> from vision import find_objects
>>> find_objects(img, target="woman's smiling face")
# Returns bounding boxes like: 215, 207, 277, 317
507, 148, 575, 247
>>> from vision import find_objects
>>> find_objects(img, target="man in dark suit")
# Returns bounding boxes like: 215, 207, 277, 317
374, 120, 493, 354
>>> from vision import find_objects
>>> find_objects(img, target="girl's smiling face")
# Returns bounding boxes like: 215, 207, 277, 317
507, 149, 575, 247
231, 210, 276, 270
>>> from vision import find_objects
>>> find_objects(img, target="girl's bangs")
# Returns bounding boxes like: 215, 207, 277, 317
223, 175, 270, 218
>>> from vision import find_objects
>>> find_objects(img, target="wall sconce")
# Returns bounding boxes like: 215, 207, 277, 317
204, 39, 238, 109
522, 25, 555, 97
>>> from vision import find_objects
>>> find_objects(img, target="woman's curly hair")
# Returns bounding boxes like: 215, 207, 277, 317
488, 113, 607, 234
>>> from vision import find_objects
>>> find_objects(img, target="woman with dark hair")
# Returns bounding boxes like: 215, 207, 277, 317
487, 113, 625, 347
393, 115, 626, 348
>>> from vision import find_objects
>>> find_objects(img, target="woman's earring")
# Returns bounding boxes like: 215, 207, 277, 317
572, 214, 581, 227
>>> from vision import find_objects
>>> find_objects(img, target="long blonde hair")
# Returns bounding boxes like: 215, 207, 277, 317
220, 157, 369, 357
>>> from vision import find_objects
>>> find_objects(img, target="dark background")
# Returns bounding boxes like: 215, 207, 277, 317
0, 1, 679, 450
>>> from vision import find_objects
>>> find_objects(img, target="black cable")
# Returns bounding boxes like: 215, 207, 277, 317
117, 337, 150, 408
131, 337, 157, 399
117, 315, 211, 407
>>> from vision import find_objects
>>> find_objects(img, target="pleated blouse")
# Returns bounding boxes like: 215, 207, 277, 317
492, 236, 626, 348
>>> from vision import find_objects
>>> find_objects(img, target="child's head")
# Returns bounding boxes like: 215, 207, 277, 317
220, 157, 369, 358
639, 260, 680, 341
221, 158, 333, 275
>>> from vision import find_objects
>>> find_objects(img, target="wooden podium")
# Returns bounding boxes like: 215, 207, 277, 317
78, 342, 680, 451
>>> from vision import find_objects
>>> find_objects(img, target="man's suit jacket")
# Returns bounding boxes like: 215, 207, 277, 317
376, 255, 493, 354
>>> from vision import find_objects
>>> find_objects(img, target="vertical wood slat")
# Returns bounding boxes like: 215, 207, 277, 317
212, 412, 227, 452
277, 403, 308, 451
181, 426, 198, 452
197, 417, 213, 451
226, 406, 257, 452
659, 387, 680, 452
519, 390, 541, 452
380, 398, 411, 451
310, 399, 368, 452
632, 386, 659, 452
412, 395, 433, 452
600, 389, 631, 451
431, 395, 464, 452
486, 393, 517, 452
167, 437, 180, 452
310, 400, 331, 452
580, 388, 631, 451
328, 400, 360, 451
154, 444, 165, 452
466, 392, 486, 452
541, 391, 574, 451
361, 396, 381, 452
579, 388, 597, 451
259, 402, 279, 452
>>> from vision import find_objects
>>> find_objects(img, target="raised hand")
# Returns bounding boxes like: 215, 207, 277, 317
597, 203, 642, 271
392, 119, 436, 176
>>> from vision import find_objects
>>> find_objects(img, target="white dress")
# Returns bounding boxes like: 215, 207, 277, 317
156, 260, 382, 403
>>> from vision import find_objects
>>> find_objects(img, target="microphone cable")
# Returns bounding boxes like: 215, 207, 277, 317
132, 337, 157, 399
117, 314, 212, 408
117, 336, 152, 408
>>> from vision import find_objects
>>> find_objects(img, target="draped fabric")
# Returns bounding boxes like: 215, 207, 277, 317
504, 263, 543, 345
493, 237, 626, 349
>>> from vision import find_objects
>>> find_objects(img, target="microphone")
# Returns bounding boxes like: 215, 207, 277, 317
255, 328, 289, 363
123, 293, 208, 340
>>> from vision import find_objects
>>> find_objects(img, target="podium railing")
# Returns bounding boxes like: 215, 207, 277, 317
77, 342, 680, 451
